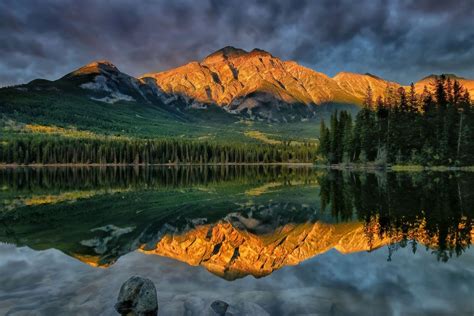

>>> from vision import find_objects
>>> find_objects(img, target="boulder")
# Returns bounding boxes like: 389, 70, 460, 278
227, 302, 269, 316
210, 300, 229, 315
115, 276, 158, 316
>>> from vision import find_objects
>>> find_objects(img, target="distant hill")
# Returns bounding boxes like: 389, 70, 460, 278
414, 73, 474, 97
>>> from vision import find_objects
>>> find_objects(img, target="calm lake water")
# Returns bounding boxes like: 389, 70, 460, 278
0, 166, 473, 315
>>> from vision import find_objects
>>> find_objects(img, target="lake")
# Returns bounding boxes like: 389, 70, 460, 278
0, 166, 473, 315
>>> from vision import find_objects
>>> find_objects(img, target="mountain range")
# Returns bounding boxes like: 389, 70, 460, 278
57, 46, 474, 117
1, 46, 473, 141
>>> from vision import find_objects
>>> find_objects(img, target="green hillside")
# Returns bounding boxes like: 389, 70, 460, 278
0, 84, 358, 145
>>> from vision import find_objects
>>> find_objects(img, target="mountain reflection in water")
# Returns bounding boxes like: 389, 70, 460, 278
1, 166, 472, 279
1, 166, 474, 315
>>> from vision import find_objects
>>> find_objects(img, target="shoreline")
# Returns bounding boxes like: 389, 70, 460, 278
0, 162, 314, 168
1, 162, 473, 172
314, 163, 474, 172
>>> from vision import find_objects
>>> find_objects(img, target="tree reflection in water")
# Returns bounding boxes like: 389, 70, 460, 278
0, 166, 472, 276
319, 171, 474, 261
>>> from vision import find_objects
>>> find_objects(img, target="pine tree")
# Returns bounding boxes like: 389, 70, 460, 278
317, 78, 473, 166
342, 112, 354, 162
318, 119, 330, 159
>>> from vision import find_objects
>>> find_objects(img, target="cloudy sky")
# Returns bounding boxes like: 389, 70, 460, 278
2, 244, 474, 314
1, 0, 473, 86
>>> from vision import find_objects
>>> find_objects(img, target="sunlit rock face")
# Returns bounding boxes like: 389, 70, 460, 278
333, 72, 401, 101
47, 48, 474, 113
68, 212, 474, 280
21, 46, 474, 116
66, 60, 120, 77
141, 46, 360, 118
142, 47, 474, 115
414, 74, 474, 100
139, 221, 391, 280
137, 218, 474, 280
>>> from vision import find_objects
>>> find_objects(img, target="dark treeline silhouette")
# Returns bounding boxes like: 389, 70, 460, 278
319, 75, 474, 165
0, 165, 319, 192
319, 171, 474, 261
0, 136, 316, 165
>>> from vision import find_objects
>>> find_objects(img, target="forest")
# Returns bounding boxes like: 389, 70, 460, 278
0, 135, 316, 165
2, 75, 473, 166
318, 75, 474, 166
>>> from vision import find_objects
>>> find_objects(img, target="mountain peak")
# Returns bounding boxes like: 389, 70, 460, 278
64, 60, 119, 79
249, 48, 272, 57
364, 72, 382, 80
81, 60, 119, 73
420, 73, 465, 81
85, 60, 118, 69
202, 47, 276, 66
334, 72, 381, 80
203, 46, 248, 63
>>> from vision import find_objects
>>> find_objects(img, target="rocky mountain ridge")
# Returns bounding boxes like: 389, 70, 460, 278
141, 47, 360, 119
74, 218, 473, 280
21, 46, 474, 120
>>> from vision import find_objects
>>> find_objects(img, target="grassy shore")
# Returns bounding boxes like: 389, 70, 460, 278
391, 165, 474, 172
315, 162, 474, 172
2, 162, 473, 172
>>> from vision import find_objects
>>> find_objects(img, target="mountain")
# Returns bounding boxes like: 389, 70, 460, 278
414, 73, 474, 97
141, 46, 360, 119
75, 217, 471, 280
57, 60, 168, 105
2, 166, 472, 280
141, 220, 391, 280
333, 72, 401, 101
58, 56, 473, 113
1, 46, 473, 140
140, 47, 474, 118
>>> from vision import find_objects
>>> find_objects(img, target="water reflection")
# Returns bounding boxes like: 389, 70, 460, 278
0, 165, 316, 191
0, 167, 473, 279
319, 171, 474, 261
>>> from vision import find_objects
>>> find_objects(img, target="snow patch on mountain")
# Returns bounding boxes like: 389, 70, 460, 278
80, 75, 111, 92
91, 92, 135, 104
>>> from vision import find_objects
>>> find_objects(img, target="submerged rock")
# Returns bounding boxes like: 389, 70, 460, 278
210, 300, 229, 315
207, 300, 269, 316
115, 276, 158, 316
227, 302, 269, 316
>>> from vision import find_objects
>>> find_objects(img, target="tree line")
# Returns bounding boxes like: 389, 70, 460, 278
0, 136, 317, 165
319, 75, 474, 165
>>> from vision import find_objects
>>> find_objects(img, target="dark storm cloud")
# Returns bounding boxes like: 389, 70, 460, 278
0, 0, 473, 86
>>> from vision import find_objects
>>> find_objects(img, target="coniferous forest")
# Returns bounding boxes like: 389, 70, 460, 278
318, 76, 474, 166
2, 75, 473, 166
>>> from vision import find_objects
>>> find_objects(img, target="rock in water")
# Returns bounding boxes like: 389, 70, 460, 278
115, 276, 158, 316
210, 300, 229, 315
